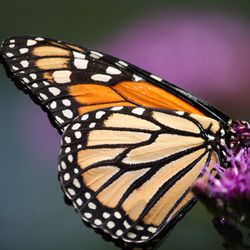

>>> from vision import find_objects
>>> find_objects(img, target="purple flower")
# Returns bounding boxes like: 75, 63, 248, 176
193, 121, 250, 248
193, 120, 250, 238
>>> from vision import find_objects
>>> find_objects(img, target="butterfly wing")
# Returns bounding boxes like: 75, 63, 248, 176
0, 36, 229, 134
59, 105, 221, 242
0, 36, 224, 243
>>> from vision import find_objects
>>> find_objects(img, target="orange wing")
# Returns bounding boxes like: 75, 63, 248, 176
0, 36, 225, 135
59, 106, 221, 242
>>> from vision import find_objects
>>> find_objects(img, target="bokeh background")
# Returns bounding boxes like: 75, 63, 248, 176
1, 1, 250, 249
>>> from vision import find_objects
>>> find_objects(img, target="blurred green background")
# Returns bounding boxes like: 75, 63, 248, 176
1, 1, 250, 249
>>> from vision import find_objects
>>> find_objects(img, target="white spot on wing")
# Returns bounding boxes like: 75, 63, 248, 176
111, 106, 123, 111
74, 131, 82, 139
132, 107, 145, 115
117, 60, 128, 67
20, 60, 29, 67
81, 114, 89, 120
27, 39, 37, 46
133, 74, 144, 82
6, 52, 14, 57
95, 111, 105, 119
48, 87, 61, 96
29, 73, 37, 80
72, 123, 81, 130
90, 51, 103, 59
74, 58, 88, 69
106, 66, 121, 75
73, 51, 86, 58
53, 70, 71, 83
62, 99, 71, 106
150, 74, 162, 82
148, 226, 157, 233
20, 48, 28, 54
73, 178, 81, 188
91, 74, 112, 82
55, 116, 64, 124
62, 109, 73, 119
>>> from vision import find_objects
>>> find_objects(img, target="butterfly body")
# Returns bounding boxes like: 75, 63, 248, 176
0, 36, 232, 243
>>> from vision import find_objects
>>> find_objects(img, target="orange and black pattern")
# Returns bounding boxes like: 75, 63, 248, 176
0, 36, 230, 243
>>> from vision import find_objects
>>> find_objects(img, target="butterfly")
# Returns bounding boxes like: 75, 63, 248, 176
0, 36, 231, 243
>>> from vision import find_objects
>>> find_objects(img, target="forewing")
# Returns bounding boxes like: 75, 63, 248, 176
58, 106, 220, 242
0, 36, 229, 135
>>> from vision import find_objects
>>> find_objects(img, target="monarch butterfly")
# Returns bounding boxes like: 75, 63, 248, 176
0, 36, 237, 244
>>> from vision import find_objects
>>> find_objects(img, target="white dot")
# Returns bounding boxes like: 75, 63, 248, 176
64, 173, 70, 181
55, 116, 64, 124
141, 236, 149, 240
127, 232, 136, 239
65, 147, 71, 153
85, 192, 91, 199
9, 39, 15, 43
40, 93, 48, 100
84, 212, 92, 219
75, 131, 81, 139
43, 81, 50, 86
74, 58, 88, 69
68, 154, 73, 162
133, 74, 144, 82
150, 74, 162, 82
175, 111, 185, 116
73, 51, 86, 58
61, 161, 66, 169
29, 73, 37, 80
88, 202, 96, 210
12, 66, 19, 71
74, 168, 79, 174
117, 60, 128, 67
73, 178, 81, 188
64, 136, 71, 143
6, 52, 14, 57
22, 78, 29, 83
89, 122, 96, 128
20, 60, 29, 67
95, 111, 105, 119
27, 39, 37, 46
132, 107, 145, 115
94, 219, 102, 226
107, 221, 115, 229
114, 212, 122, 219
72, 123, 81, 130
67, 188, 76, 196
106, 66, 121, 75
49, 87, 61, 96
53, 70, 71, 83
62, 109, 73, 119
76, 198, 83, 206
123, 221, 130, 229
62, 99, 71, 106
81, 114, 89, 120
91, 74, 111, 82
9, 44, 15, 48
135, 225, 144, 231
103, 212, 110, 219
31, 83, 38, 88
90, 51, 103, 59
111, 106, 123, 111
50, 101, 57, 109
35, 37, 44, 41
148, 226, 157, 233
116, 230, 123, 236
20, 48, 28, 54
77, 144, 82, 149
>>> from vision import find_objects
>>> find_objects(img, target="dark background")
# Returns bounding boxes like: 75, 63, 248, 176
0, 1, 250, 249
